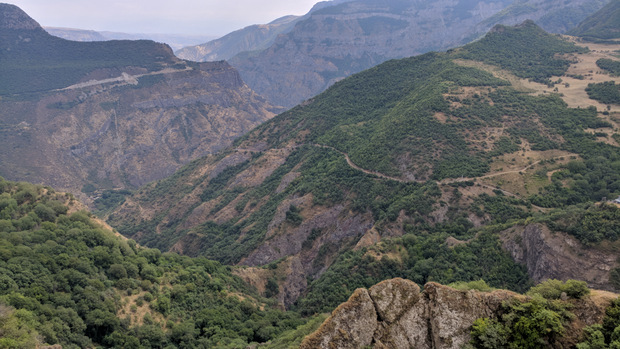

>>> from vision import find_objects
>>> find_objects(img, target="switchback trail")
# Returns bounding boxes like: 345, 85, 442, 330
310, 143, 548, 211
311, 144, 419, 183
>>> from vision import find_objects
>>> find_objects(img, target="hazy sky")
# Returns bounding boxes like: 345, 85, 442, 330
7, 0, 321, 36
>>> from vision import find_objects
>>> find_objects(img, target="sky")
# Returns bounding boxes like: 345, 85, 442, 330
7, 0, 321, 36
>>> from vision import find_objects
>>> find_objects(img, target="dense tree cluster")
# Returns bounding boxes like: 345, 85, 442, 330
0, 178, 304, 348
586, 81, 620, 105
597, 58, 620, 76
467, 279, 590, 349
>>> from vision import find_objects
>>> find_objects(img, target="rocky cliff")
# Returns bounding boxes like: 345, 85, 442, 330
175, 0, 352, 62
0, 4, 277, 202
175, 15, 301, 62
501, 224, 618, 292
301, 278, 614, 349
0, 61, 276, 202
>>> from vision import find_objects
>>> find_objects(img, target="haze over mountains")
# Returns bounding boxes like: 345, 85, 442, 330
178, 0, 607, 108
1, 1, 620, 348
44, 27, 216, 51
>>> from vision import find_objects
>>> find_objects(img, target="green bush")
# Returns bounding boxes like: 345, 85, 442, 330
527, 279, 590, 300
468, 295, 573, 349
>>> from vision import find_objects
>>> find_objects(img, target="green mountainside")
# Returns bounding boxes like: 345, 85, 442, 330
568, 0, 620, 39
0, 177, 312, 348
2, 176, 617, 348
109, 21, 620, 314
2, 5, 620, 348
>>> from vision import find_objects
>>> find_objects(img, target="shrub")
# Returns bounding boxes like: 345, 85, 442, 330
527, 279, 590, 300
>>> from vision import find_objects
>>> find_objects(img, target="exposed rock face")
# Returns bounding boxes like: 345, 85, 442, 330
0, 61, 276, 202
0, 5, 276, 202
474, 0, 608, 34
302, 279, 516, 349
501, 224, 618, 292
175, 0, 352, 62
302, 278, 613, 349
301, 288, 379, 349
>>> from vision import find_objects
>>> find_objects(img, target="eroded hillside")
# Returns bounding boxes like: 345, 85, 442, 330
227, 0, 605, 108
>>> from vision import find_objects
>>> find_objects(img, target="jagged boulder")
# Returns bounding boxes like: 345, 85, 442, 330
300, 288, 378, 349
301, 278, 612, 349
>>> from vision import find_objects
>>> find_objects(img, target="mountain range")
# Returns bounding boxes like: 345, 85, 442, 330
0, 3, 276, 203
178, 0, 608, 108
110, 17, 620, 314
1, 1, 620, 348
44, 27, 216, 51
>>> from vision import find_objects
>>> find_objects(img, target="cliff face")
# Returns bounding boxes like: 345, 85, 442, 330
229, 0, 512, 108
0, 4, 277, 202
475, 0, 608, 34
501, 224, 618, 292
174, 0, 353, 62
301, 278, 613, 349
175, 15, 301, 62
0, 61, 276, 202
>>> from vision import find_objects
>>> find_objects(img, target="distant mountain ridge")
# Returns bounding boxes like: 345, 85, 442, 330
175, 15, 301, 62
0, 2, 38, 29
0, 3, 277, 202
568, 0, 620, 39
44, 27, 216, 50
222, 0, 608, 108
175, 0, 353, 62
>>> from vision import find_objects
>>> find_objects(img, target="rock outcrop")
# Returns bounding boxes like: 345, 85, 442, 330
501, 224, 618, 292
301, 278, 613, 349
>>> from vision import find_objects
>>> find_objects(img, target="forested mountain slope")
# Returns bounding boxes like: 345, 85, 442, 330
0, 177, 308, 348
110, 21, 620, 310
568, 0, 620, 40
0, 4, 277, 203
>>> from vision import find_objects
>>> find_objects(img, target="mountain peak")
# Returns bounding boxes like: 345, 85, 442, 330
0, 3, 42, 30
